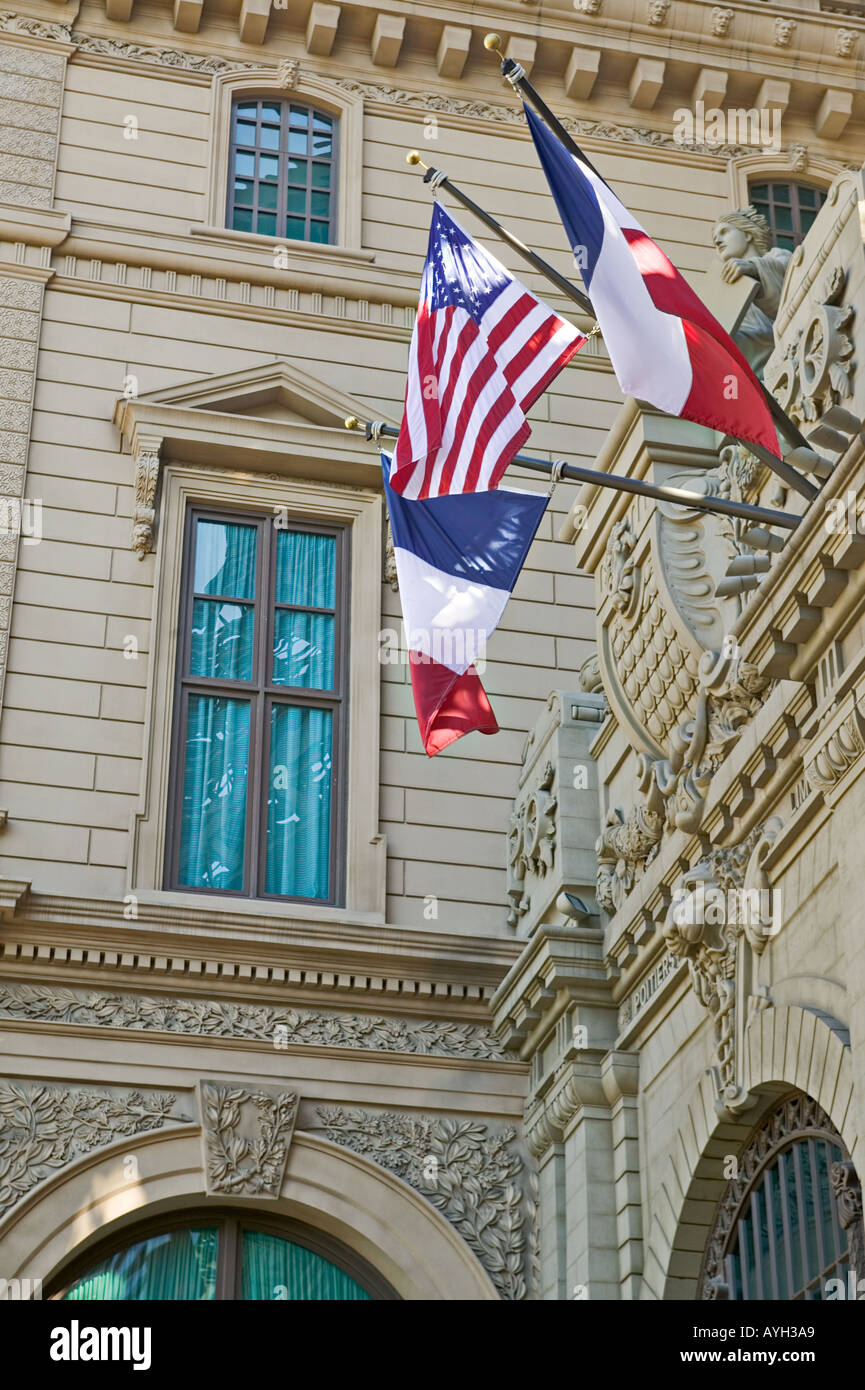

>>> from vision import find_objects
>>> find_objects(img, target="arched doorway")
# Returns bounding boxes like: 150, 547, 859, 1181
699, 1092, 864, 1300
47, 1210, 397, 1301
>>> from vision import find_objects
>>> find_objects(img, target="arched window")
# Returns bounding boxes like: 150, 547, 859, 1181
748, 182, 827, 252
700, 1093, 864, 1300
48, 1214, 396, 1301
228, 98, 336, 244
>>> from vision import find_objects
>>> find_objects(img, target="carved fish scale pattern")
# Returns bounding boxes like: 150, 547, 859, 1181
609, 578, 700, 745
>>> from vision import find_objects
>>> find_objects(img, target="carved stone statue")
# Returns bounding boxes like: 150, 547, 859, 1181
712, 206, 791, 375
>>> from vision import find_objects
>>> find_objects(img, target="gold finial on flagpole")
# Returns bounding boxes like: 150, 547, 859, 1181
483, 33, 503, 52
406, 150, 429, 169
345, 416, 359, 431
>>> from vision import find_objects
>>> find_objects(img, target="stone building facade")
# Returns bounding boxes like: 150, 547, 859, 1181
0, 0, 863, 1300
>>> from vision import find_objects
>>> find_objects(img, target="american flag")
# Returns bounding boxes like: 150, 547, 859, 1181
389, 203, 586, 498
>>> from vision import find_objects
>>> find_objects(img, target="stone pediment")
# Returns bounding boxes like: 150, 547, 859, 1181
134, 358, 394, 433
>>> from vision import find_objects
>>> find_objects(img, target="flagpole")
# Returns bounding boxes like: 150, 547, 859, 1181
481, 33, 819, 470
405, 151, 816, 502
344, 418, 800, 533
406, 152, 593, 316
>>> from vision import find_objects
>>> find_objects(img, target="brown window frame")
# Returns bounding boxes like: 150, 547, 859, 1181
748, 180, 828, 252
164, 504, 350, 907
46, 1210, 398, 1301
227, 96, 338, 244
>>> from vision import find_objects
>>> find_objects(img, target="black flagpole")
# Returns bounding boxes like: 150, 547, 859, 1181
481, 34, 820, 500
344, 418, 800, 533
406, 151, 817, 502
406, 152, 593, 315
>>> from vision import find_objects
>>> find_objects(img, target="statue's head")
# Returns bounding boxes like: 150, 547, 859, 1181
712, 206, 772, 262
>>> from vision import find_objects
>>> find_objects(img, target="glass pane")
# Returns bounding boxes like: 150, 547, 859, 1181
288, 158, 307, 185
289, 129, 308, 156
801, 210, 817, 235
194, 519, 257, 599
754, 1188, 769, 1298
275, 530, 336, 607
750, 183, 767, 199
236, 103, 257, 119
190, 599, 255, 681
258, 180, 278, 211
309, 221, 329, 245
273, 610, 334, 689
773, 184, 791, 204
286, 217, 305, 241
777, 235, 794, 252
266, 705, 332, 899
260, 124, 280, 151
236, 120, 257, 146
313, 111, 332, 132
261, 101, 281, 123
775, 206, 793, 232
233, 179, 253, 206
241, 1231, 370, 1300
234, 151, 254, 178
289, 105, 309, 128
256, 212, 277, 237
64, 1229, 218, 1301
312, 133, 332, 157
740, 1213, 755, 1298
232, 208, 253, 232
765, 1164, 788, 1300
311, 162, 330, 190
179, 694, 250, 892
310, 191, 330, 219
286, 187, 307, 216
797, 1143, 819, 1281
798, 187, 818, 208
780, 1149, 803, 1294
259, 153, 279, 181
815, 1141, 837, 1265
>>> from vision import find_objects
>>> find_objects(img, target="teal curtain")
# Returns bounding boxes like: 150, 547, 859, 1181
190, 519, 257, 683
266, 704, 332, 898
273, 610, 334, 688
273, 531, 336, 690
179, 694, 250, 891
241, 1231, 370, 1300
63, 1229, 218, 1301
275, 530, 335, 606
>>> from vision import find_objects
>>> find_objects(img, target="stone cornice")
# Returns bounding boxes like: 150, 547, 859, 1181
0, 899, 522, 1004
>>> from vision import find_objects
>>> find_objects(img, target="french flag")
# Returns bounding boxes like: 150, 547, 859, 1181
524, 105, 780, 459
383, 455, 548, 756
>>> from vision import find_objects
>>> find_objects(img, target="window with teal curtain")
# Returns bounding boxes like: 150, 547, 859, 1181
241, 1231, 371, 1300
63, 1228, 218, 1301
170, 511, 345, 904
58, 1223, 378, 1301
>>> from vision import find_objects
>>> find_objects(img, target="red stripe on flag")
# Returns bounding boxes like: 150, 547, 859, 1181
621, 227, 779, 455
409, 650, 498, 756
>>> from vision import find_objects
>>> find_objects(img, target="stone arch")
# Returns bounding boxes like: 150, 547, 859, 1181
641, 1004, 855, 1299
0, 1129, 498, 1301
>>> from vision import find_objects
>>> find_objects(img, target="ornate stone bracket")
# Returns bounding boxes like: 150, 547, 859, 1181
200, 1081, 298, 1197
317, 1105, 532, 1300
662, 821, 781, 1118
131, 434, 163, 559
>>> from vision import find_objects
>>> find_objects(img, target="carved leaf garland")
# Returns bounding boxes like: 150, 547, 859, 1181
318, 1106, 529, 1299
